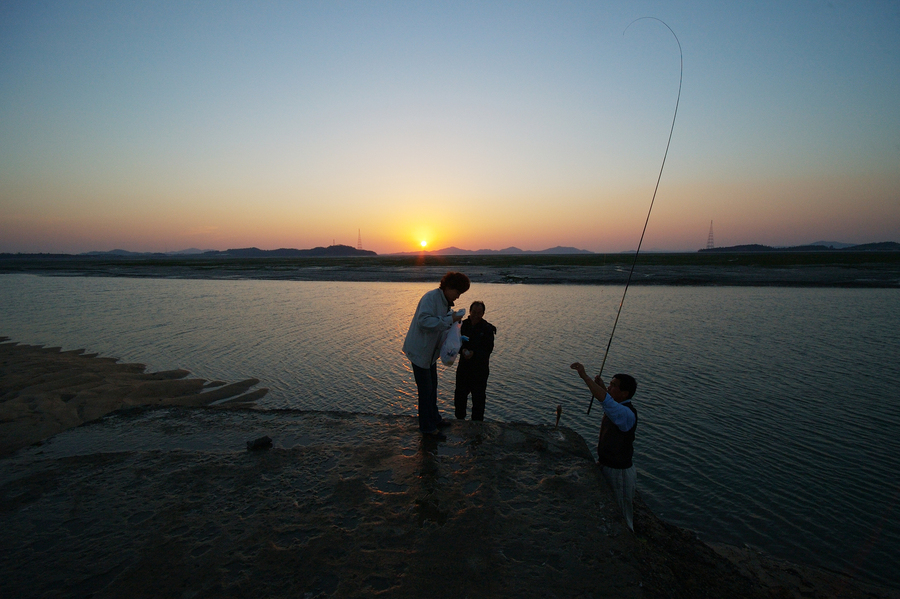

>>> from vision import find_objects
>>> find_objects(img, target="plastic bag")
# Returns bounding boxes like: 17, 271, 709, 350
440, 321, 463, 365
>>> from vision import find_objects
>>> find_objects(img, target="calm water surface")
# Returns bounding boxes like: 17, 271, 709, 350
2, 274, 899, 589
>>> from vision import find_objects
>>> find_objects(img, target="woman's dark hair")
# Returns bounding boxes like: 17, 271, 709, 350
440, 271, 470, 293
613, 374, 637, 399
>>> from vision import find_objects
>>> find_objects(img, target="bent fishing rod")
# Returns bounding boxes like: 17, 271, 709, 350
587, 18, 682, 415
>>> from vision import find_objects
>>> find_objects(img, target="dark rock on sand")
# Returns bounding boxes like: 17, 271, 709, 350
247, 434, 273, 450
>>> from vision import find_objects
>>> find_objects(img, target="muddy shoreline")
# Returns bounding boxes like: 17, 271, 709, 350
3, 253, 899, 287
1, 340, 897, 598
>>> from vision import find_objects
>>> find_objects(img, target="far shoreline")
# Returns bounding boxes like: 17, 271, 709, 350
2, 251, 899, 287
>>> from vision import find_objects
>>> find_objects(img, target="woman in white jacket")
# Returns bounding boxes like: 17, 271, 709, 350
403, 271, 470, 436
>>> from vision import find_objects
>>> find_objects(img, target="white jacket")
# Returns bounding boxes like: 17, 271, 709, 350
403, 288, 454, 369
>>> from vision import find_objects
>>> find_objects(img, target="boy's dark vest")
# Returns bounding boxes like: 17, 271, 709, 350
596, 402, 637, 469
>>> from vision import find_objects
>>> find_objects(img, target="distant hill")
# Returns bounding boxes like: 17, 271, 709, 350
75, 245, 377, 258
390, 245, 593, 256
200, 245, 376, 258
168, 248, 215, 255
8, 241, 898, 259
700, 242, 900, 253
81, 249, 150, 256
809, 241, 857, 249
850, 242, 900, 251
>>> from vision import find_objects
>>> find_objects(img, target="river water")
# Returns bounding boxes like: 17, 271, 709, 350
2, 273, 898, 589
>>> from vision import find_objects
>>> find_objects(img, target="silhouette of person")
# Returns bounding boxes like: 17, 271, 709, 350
571, 363, 638, 531
453, 301, 496, 421
402, 272, 470, 437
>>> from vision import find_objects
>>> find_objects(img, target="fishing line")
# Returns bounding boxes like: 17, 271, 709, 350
587, 18, 682, 415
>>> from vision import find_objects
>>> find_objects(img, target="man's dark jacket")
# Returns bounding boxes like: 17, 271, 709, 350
457, 318, 496, 378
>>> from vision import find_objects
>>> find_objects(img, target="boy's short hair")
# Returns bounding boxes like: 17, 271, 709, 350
440, 271, 471, 293
470, 300, 485, 312
613, 374, 637, 399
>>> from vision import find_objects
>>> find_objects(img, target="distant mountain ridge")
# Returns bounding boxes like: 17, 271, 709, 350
5, 241, 898, 259
81, 248, 215, 257
79, 245, 376, 258
389, 245, 593, 256
70, 245, 595, 258
809, 241, 857, 249
202, 245, 376, 258
700, 242, 900, 253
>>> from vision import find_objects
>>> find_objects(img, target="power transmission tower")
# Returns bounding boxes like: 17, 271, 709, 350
357, 229, 362, 250
706, 220, 715, 250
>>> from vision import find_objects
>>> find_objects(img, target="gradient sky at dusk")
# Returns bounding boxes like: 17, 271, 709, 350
2, 1, 898, 254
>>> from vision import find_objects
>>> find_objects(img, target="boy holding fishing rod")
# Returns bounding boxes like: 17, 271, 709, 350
570, 363, 638, 531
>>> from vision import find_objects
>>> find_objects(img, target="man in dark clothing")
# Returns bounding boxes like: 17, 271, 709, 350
571, 363, 638, 531
454, 301, 496, 421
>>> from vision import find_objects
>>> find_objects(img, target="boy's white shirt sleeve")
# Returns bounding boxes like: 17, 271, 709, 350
601, 395, 635, 431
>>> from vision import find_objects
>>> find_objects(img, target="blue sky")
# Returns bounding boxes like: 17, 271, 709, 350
1, 1, 898, 253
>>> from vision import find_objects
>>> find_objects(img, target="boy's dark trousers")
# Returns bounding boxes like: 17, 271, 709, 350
454, 371, 488, 421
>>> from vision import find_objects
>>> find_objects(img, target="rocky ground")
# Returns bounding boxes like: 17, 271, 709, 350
1, 340, 896, 598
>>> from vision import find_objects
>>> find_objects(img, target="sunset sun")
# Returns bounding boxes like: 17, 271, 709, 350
420, 240, 427, 248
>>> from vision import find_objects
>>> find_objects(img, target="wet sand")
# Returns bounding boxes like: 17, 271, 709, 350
1, 339, 896, 598
0, 337, 267, 457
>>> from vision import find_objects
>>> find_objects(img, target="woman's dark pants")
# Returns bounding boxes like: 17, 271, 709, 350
412, 362, 442, 433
